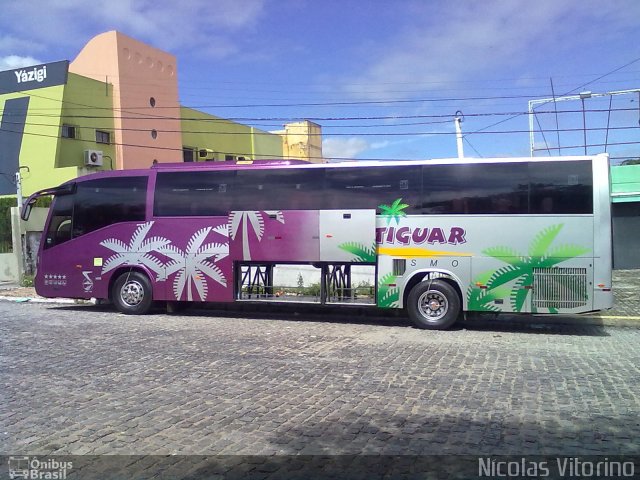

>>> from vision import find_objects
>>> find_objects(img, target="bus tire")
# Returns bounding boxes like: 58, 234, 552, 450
407, 279, 460, 330
111, 271, 153, 315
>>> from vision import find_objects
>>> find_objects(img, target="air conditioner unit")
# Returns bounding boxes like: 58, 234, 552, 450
198, 148, 215, 161
84, 149, 103, 166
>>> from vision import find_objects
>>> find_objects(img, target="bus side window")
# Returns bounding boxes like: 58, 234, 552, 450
73, 177, 147, 235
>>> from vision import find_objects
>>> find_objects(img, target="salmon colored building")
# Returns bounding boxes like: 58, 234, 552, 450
69, 31, 184, 170
0, 31, 324, 197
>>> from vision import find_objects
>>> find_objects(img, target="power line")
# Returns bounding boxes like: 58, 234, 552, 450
2, 123, 638, 163
2, 107, 637, 124
462, 137, 483, 158
4, 80, 639, 112
468, 56, 640, 136
2, 120, 639, 138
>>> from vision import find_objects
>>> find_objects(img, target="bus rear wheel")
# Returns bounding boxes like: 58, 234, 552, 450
407, 279, 460, 330
112, 271, 153, 315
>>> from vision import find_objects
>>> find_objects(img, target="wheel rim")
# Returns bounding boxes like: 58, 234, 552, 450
417, 290, 449, 321
120, 280, 145, 307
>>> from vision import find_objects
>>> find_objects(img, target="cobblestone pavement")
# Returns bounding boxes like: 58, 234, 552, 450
608, 269, 640, 318
2, 300, 639, 460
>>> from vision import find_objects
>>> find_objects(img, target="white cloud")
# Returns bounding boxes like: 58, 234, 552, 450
342, 0, 640, 99
0, 0, 268, 60
0, 35, 44, 55
323, 137, 370, 159
0, 55, 43, 71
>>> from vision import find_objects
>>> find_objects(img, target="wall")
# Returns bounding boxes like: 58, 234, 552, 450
57, 74, 116, 170
69, 31, 183, 168
0, 70, 102, 196
251, 127, 284, 160
4, 206, 49, 282
611, 164, 640, 269
0, 61, 70, 195
611, 164, 640, 203
0, 253, 18, 282
181, 107, 282, 161
612, 202, 640, 269
0, 85, 70, 196
273, 121, 325, 163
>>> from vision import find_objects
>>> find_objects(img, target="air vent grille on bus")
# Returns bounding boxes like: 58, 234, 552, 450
392, 259, 406, 276
532, 267, 588, 310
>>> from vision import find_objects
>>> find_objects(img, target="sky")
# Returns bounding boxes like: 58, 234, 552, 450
1, 0, 639, 163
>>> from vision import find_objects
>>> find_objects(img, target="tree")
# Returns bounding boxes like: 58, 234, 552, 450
620, 158, 640, 166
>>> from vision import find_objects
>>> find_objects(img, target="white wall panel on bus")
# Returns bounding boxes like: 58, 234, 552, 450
319, 210, 376, 262
591, 153, 614, 310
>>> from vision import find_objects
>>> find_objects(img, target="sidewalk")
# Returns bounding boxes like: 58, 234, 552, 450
1, 271, 638, 324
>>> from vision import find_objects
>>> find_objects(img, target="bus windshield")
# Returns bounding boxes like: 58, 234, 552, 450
21, 183, 76, 221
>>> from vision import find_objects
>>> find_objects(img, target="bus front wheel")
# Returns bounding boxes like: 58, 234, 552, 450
407, 279, 460, 330
112, 271, 153, 315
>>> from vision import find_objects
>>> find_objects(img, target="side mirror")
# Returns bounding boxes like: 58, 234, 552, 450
21, 200, 34, 221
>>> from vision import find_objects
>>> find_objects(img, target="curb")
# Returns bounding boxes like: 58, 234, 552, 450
0, 295, 88, 305
467, 313, 640, 329
576, 314, 640, 328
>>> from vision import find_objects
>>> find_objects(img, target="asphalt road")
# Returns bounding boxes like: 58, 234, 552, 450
1, 300, 639, 477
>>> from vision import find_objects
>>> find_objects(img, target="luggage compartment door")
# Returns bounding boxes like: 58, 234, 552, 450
319, 209, 376, 263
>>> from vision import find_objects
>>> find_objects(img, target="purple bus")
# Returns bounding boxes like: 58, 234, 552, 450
22, 155, 613, 329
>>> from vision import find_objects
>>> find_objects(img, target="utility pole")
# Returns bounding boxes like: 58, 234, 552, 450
14, 167, 29, 280
579, 91, 591, 155
15, 171, 23, 210
454, 111, 464, 158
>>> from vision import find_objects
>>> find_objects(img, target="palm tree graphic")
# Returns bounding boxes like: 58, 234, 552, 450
100, 222, 169, 279
160, 227, 229, 301
467, 224, 590, 313
229, 210, 284, 260
379, 198, 409, 225
377, 272, 400, 308
338, 241, 377, 263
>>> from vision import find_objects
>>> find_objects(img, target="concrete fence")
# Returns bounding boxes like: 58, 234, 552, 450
0, 207, 48, 283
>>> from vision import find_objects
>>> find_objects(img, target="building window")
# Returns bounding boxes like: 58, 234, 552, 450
95, 130, 111, 144
61, 124, 76, 139
182, 147, 195, 162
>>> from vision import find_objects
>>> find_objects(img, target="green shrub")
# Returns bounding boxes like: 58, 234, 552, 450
304, 282, 321, 297
0, 196, 51, 253
0, 197, 17, 252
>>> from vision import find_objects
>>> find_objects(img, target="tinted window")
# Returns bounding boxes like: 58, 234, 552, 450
155, 169, 328, 215
154, 171, 236, 216
72, 176, 147, 237
529, 160, 592, 214
43, 194, 73, 249
153, 161, 593, 217
422, 162, 529, 214
325, 165, 421, 212
235, 168, 325, 211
